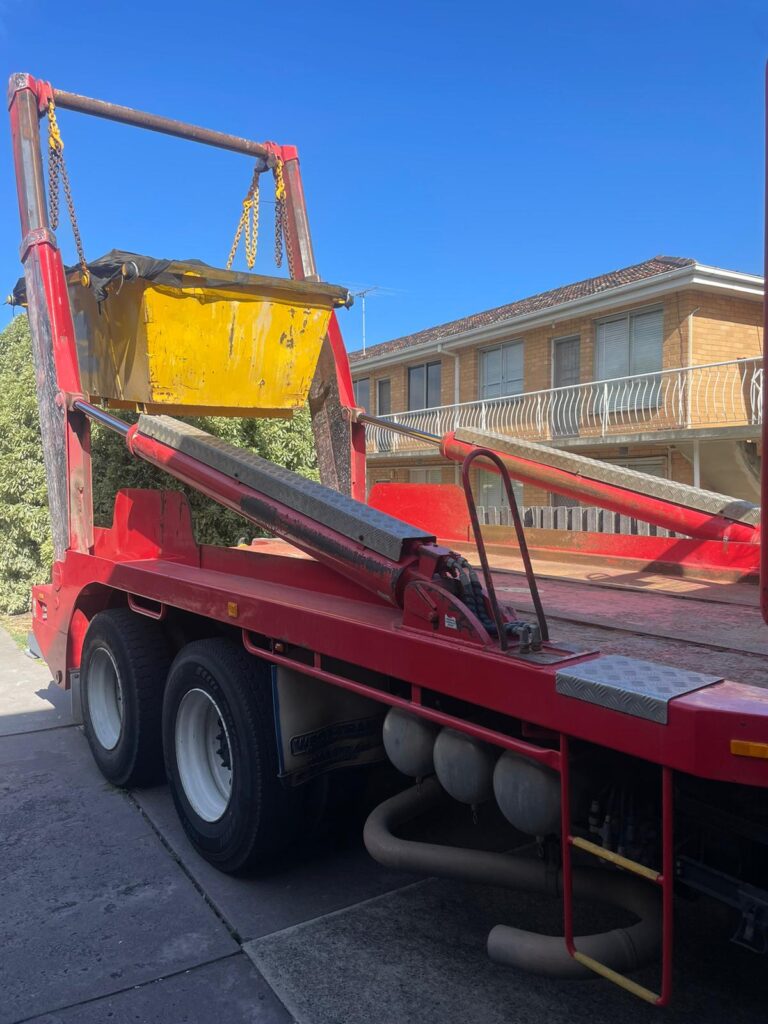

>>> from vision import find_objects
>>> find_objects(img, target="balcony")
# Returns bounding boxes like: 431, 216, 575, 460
364, 357, 763, 455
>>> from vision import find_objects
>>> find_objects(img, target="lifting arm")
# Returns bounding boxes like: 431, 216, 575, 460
356, 413, 761, 545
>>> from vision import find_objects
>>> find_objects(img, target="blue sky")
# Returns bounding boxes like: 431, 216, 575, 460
1, 0, 766, 350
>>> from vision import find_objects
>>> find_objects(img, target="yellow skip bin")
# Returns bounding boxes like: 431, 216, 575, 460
67, 251, 350, 417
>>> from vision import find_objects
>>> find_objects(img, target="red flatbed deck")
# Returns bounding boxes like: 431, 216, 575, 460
35, 514, 767, 786
252, 535, 768, 682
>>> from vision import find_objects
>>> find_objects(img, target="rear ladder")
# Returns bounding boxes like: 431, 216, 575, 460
559, 734, 675, 1005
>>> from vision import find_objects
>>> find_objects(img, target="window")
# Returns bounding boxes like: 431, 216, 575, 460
353, 377, 370, 411
409, 468, 443, 484
376, 379, 393, 450
480, 341, 524, 399
595, 308, 663, 411
376, 378, 391, 415
476, 469, 522, 510
551, 492, 579, 508
596, 308, 663, 380
408, 361, 441, 410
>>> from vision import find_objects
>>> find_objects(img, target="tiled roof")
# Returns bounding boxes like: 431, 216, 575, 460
349, 255, 695, 364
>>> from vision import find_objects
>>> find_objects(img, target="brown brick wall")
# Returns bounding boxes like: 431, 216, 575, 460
353, 354, 461, 415
352, 291, 763, 413
689, 292, 763, 365
352, 287, 762, 504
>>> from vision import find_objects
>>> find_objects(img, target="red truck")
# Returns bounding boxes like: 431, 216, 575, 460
9, 71, 768, 1007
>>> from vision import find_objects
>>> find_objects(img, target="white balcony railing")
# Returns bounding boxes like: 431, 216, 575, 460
365, 357, 763, 454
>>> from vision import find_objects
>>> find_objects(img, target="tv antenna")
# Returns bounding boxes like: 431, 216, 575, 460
350, 286, 381, 353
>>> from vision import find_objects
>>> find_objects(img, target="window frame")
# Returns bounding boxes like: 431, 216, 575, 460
478, 339, 525, 401
407, 360, 442, 411
475, 467, 522, 508
593, 305, 664, 414
593, 304, 664, 380
550, 334, 582, 437
353, 376, 370, 411
376, 377, 392, 416
409, 467, 443, 484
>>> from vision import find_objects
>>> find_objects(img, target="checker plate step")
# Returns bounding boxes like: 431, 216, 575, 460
555, 654, 722, 723
137, 415, 435, 561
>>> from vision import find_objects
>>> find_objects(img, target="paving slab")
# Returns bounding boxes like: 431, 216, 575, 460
0, 725, 239, 1024
245, 877, 765, 1024
0, 629, 70, 736
0, 726, 150, 848
135, 783, 419, 941
25, 954, 291, 1024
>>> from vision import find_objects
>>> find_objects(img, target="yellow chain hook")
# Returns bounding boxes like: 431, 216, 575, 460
272, 158, 291, 273
47, 102, 64, 152
46, 99, 90, 287
226, 165, 261, 271
273, 159, 286, 202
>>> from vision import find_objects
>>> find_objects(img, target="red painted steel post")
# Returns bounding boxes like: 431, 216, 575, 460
278, 144, 319, 282
327, 312, 369, 502
278, 143, 367, 502
559, 733, 576, 955
7, 73, 93, 557
658, 766, 675, 1006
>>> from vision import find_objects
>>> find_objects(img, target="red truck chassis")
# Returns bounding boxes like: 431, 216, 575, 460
9, 71, 768, 1007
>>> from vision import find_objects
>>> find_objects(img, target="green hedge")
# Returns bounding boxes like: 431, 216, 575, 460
0, 315, 319, 613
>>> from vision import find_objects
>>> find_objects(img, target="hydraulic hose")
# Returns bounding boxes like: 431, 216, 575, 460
363, 778, 661, 980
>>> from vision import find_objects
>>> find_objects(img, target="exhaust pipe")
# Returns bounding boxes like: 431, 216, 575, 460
363, 778, 660, 980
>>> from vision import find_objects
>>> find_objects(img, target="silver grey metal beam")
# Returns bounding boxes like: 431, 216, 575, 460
73, 401, 130, 437
355, 412, 441, 446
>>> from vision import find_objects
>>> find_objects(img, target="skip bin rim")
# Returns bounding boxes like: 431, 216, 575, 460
13, 249, 352, 309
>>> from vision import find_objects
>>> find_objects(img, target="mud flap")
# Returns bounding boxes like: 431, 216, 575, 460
271, 666, 385, 785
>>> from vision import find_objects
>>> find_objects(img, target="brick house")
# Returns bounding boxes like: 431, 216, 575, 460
349, 256, 764, 510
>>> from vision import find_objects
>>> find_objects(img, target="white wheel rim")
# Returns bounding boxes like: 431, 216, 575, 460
88, 647, 124, 750
174, 688, 233, 822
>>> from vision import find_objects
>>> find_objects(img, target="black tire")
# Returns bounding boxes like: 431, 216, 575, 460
162, 639, 308, 874
81, 608, 171, 788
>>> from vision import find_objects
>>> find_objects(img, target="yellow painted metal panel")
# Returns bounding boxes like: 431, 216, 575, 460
69, 266, 345, 417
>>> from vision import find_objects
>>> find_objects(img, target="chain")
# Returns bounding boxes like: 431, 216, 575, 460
227, 157, 294, 276
272, 158, 295, 278
47, 100, 90, 287
226, 165, 261, 270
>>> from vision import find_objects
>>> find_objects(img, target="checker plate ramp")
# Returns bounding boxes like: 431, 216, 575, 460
555, 654, 722, 724
137, 415, 435, 561
455, 427, 760, 526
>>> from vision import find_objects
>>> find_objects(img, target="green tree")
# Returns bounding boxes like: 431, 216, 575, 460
0, 315, 319, 612
0, 316, 54, 613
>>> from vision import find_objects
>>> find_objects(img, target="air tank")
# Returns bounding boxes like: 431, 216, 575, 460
382, 707, 439, 778
493, 752, 561, 836
433, 728, 497, 805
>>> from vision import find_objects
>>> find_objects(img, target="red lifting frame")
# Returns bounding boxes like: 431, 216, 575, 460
7, 71, 366, 568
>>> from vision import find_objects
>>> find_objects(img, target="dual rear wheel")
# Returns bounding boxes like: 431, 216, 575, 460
81, 609, 309, 873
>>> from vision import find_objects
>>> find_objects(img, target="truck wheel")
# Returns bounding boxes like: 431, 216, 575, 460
162, 639, 306, 874
81, 608, 171, 788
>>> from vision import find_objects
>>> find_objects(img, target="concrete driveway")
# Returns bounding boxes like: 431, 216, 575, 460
0, 627, 765, 1024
